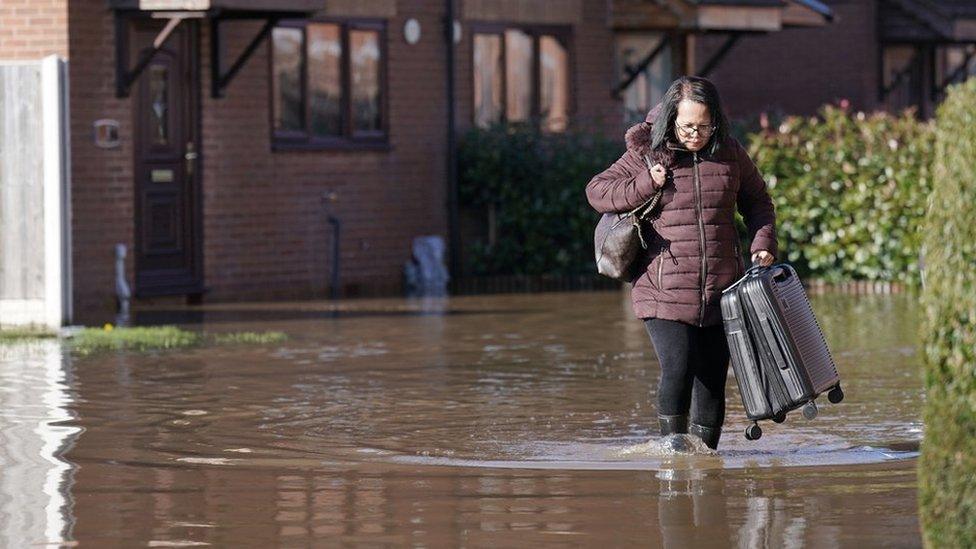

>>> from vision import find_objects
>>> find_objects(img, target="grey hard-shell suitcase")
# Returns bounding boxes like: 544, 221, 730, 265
720, 262, 844, 441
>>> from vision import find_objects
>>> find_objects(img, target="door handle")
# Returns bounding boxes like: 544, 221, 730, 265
185, 142, 197, 176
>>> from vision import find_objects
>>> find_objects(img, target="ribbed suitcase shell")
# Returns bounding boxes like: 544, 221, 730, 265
720, 264, 839, 421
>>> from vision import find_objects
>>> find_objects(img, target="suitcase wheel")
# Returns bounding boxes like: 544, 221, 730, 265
772, 411, 787, 423
828, 385, 845, 404
744, 423, 763, 441
802, 401, 819, 420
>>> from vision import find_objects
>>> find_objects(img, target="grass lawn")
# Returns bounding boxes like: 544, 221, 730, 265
1, 324, 288, 355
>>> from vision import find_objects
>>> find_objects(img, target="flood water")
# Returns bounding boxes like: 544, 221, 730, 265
0, 290, 922, 547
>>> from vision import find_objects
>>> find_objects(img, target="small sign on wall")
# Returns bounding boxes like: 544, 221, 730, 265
403, 18, 421, 45
93, 119, 120, 149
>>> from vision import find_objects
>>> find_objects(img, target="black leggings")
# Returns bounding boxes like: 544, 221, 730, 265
643, 318, 731, 428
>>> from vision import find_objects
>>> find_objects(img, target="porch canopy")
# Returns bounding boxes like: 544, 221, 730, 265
878, 0, 976, 103
610, 0, 834, 94
109, 0, 323, 98
880, 0, 976, 43
109, 0, 322, 10
610, 0, 833, 32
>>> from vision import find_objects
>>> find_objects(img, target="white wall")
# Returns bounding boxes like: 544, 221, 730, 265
0, 56, 71, 329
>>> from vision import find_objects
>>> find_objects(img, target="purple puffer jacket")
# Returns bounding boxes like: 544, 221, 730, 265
585, 103, 778, 327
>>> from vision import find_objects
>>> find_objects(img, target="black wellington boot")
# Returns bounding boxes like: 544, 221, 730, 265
658, 414, 689, 436
689, 423, 722, 450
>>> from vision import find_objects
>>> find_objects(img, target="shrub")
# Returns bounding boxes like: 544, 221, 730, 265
458, 106, 935, 284
746, 103, 935, 285
918, 77, 976, 547
457, 121, 620, 275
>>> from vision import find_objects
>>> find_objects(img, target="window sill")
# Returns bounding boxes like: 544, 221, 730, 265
271, 139, 392, 153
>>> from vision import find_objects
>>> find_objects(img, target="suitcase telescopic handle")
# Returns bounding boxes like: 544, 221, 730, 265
746, 261, 790, 283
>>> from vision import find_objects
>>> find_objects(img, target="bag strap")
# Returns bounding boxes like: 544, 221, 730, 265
630, 153, 664, 220
629, 154, 666, 249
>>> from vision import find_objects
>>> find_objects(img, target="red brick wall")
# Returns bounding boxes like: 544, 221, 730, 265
0, 0, 68, 60
697, 0, 880, 119
574, 0, 629, 138
64, 1, 461, 320
1, 0, 124, 323
61, 0, 879, 323
61, 0, 624, 322
67, 0, 136, 323
198, 6, 452, 302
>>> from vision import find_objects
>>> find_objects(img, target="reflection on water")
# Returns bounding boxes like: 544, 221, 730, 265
0, 341, 80, 547
0, 291, 923, 546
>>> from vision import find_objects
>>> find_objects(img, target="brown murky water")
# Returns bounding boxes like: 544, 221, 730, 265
0, 290, 922, 547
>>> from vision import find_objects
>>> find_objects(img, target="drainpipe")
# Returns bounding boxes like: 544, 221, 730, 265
322, 190, 341, 300
444, 0, 460, 282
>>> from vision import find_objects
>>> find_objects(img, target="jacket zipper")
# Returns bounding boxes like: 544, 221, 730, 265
693, 151, 707, 327
734, 238, 743, 277
657, 251, 664, 288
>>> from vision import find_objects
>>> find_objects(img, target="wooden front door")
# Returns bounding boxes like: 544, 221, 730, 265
133, 21, 203, 297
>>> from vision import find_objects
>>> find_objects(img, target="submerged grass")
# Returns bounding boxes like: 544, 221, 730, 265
211, 331, 288, 345
0, 324, 291, 355
0, 328, 58, 342
70, 325, 202, 355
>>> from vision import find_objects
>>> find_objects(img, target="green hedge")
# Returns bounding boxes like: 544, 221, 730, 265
919, 77, 976, 547
745, 103, 934, 285
458, 121, 620, 275
458, 106, 935, 283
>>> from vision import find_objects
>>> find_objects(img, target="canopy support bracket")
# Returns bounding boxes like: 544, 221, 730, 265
210, 13, 282, 98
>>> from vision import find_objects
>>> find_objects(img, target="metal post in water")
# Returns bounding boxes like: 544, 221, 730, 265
114, 243, 131, 326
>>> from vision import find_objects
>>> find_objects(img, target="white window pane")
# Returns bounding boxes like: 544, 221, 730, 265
505, 29, 533, 122
308, 23, 343, 137
350, 29, 382, 133
540, 35, 569, 132
272, 27, 304, 132
474, 33, 503, 128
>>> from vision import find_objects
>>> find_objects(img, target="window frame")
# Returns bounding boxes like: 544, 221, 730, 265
269, 17, 390, 152
468, 22, 576, 131
614, 30, 679, 127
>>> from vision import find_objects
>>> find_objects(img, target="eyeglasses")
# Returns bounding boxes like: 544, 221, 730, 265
676, 123, 717, 137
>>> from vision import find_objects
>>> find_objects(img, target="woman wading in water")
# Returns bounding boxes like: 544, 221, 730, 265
585, 76, 777, 450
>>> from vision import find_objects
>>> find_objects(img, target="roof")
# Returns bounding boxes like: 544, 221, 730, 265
691, 0, 785, 5
108, 0, 322, 12
704, 0, 835, 23
881, 0, 976, 42
609, 0, 834, 31
791, 0, 833, 20
921, 0, 976, 18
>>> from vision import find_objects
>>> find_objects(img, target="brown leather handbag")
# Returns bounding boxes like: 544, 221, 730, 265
593, 154, 664, 280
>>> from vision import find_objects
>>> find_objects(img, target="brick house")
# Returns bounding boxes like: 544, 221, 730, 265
0, 0, 972, 325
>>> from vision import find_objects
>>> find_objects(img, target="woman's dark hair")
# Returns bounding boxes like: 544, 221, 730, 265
649, 76, 731, 167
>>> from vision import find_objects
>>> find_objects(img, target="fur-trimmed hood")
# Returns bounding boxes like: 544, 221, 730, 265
623, 102, 662, 158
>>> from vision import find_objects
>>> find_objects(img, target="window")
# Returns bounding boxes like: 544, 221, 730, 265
615, 33, 673, 126
880, 45, 922, 113
934, 44, 976, 102
271, 19, 387, 149
472, 25, 572, 132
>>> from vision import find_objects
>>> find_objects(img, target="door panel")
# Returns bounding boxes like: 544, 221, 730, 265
133, 21, 202, 297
